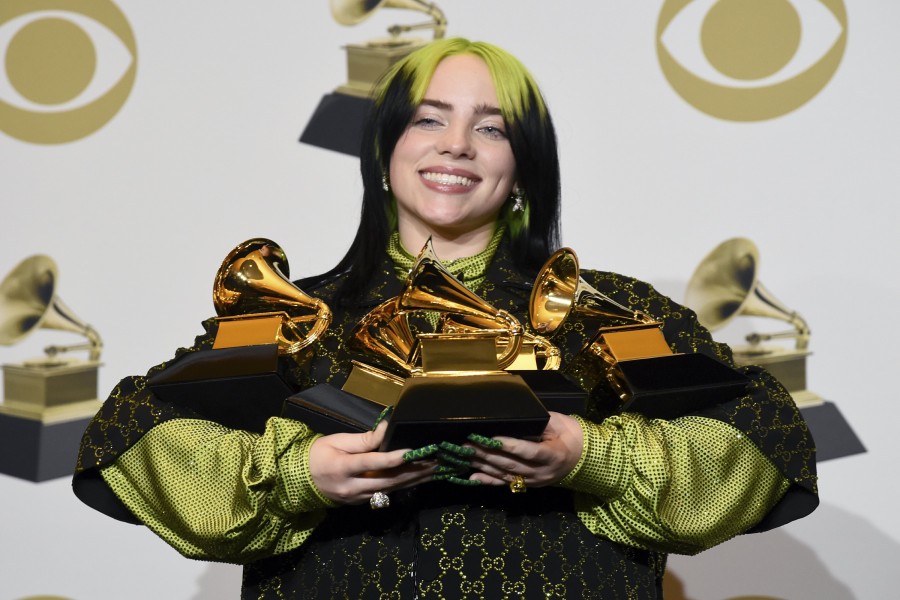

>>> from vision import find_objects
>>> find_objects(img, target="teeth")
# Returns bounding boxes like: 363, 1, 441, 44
421, 172, 475, 186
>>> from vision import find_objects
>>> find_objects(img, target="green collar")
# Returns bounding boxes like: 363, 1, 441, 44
387, 225, 507, 291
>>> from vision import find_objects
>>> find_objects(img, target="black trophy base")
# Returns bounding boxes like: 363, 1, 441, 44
512, 370, 588, 416
299, 92, 373, 157
0, 413, 93, 482
148, 344, 296, 433
282, 384, 386, 435
618, 353, 750, 420
381, 374, 549, 452
800, 400, 866, 462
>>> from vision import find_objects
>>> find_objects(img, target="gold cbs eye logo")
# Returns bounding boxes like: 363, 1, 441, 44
657, 0, 847, 121
0, 0, 136, 144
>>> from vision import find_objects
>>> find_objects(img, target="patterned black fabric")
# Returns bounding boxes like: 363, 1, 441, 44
72, 235, 817, 599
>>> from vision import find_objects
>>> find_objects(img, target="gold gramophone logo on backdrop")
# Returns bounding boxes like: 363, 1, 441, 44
0, 0, 137, 144
0, 255, 103, 481
657, 0, 847, 121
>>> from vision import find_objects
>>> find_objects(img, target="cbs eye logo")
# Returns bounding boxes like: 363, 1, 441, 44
657, 0, 847, 121
0, 0, 136, 144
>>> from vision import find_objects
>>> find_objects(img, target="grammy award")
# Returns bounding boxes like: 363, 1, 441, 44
0, 255, 103, 481
300, 0, 448, 155
340, 239, 549, 451
148, 238, 332, 432
685, 237, 821, 407
532, 248, 749, 419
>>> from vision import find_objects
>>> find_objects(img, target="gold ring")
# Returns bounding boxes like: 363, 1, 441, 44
509, 474, 526, 494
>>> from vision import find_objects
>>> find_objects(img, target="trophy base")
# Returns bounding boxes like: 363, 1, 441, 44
617, 353, 750, 419
282, 384, 386, 435
381, 373, 549, 451
148, 344, 296, 433
0, 412, 95, 482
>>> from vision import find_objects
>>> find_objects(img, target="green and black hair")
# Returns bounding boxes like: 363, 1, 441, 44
320, 38, 561, 304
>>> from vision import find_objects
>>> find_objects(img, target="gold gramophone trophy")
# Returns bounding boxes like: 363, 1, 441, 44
300, 0, 447, 155
531, 248, 749, 419
685, 237, 822, 407
148, 238, 332, 432
341, 240, 549, 450
0, 255, 103, 481
331, 0, 447, 98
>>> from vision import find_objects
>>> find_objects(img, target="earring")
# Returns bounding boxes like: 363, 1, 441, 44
382, 172, 390, 192
511, 186, 525, 212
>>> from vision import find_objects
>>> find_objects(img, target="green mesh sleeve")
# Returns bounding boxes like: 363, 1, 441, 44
558, 413, 791, 555
101, 416, 336, 563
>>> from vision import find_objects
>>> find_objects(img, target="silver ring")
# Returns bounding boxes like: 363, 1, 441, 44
370, 491, 390, 509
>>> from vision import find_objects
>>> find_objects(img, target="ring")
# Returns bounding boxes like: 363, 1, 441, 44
370, 491, 390, 509
509, 474, 527, 494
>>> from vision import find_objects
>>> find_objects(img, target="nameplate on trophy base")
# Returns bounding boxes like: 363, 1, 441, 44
148, 344, 296, 433
380, 373, 549, 451
341, 360, 405, 407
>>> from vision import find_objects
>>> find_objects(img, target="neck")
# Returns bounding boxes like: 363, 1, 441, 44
398, 220, 497, 261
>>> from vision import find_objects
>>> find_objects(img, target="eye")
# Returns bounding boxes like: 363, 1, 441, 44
477, 125, 507, 141
413, 116, 443, 129
0, 0, 137, 144
656, 0, 847, 121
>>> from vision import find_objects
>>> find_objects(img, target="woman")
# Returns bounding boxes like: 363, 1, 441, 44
73, 39, 818, 599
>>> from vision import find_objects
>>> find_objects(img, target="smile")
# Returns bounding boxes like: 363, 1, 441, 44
420, 171, 477, 187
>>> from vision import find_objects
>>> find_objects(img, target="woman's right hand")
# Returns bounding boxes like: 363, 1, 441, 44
308, 420, 436, 505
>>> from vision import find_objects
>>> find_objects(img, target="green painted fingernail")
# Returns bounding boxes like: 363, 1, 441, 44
439, 441, 476, 456
371, 406, 393, 430
437, 451, 471, 467
467, 433, 502, 449
403, 443, 439, 462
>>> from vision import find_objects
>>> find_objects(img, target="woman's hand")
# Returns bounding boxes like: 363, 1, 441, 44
465, 412, 584, 488
308, 420, 436, 505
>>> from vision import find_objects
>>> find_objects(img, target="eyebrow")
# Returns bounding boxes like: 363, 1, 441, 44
419, 99, 503, 116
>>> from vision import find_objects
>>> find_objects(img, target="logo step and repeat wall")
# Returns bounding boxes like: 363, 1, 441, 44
5, 1, 894, 599
0, 0, 136, 144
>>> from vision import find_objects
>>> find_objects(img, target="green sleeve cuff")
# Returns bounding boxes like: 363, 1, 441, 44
558, 413, 638, 500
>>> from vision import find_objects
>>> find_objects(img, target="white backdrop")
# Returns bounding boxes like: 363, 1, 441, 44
2, 1, 897, 598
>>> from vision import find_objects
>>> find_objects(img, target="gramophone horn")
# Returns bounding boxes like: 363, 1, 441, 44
399, 239, 524, 369
330, 0, 447, 38
348, 296, 416, 375
213, 238, 332, 355
530, 247, 655, 335
684, 237, 810, 350
0, 255, 102, 361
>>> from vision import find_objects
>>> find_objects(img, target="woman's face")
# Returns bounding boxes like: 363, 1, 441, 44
389, 54, 517, 242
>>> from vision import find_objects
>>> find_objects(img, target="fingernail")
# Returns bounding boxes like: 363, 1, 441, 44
439, 441, 476, 456
403, 443, 439, 462
467, 433, 503, 449
370, 406, 393, 431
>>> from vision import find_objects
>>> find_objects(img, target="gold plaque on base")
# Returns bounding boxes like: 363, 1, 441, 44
1, 359, 101, 423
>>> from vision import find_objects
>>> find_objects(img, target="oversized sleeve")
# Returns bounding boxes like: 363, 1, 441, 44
99, 416, 334, 563
555, 271, 818, 555
72, 320, 335, 563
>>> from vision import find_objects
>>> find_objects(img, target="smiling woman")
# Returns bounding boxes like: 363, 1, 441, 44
73, 37, 818, 599
390, 55, 519, 259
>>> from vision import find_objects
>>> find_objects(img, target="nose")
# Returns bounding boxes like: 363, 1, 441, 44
436, 122, 475, 159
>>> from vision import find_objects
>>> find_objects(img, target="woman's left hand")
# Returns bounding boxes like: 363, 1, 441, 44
464, 411, 584, 488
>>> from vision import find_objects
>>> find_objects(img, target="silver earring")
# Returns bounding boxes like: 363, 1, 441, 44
511, 186, 525, 212
382, 173, 390, 192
